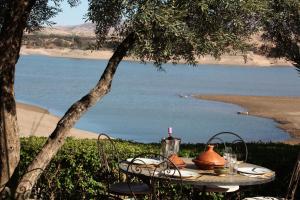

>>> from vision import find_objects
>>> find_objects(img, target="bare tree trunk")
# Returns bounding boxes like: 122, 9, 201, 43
0, 0, 35, 191
15, 32, 136, 199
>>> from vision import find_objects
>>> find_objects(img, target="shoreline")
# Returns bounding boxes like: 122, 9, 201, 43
17, 102, 99, 139
20, 46, 292, 67
194, 95, 300, 145
17, 97, 300, 144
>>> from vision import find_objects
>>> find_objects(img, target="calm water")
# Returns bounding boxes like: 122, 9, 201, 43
15, 55, 300, 143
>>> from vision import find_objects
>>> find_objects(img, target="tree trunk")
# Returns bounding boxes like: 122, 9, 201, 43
15, 32, 136, 199
0, 0, 35, 191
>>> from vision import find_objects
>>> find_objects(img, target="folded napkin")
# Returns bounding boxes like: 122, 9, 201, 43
239, 172, 274, 179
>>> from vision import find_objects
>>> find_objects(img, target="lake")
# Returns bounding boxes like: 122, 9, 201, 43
15, 55, 300, 143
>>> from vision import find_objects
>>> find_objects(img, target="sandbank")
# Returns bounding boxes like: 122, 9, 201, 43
20, 47, 292, 67
17, 96, 300, 144
17, 102, 99, 139
194, 95, 300, 144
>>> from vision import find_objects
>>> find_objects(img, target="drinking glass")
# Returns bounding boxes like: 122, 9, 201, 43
228, 153, 237, 175
223, 147, 232, 168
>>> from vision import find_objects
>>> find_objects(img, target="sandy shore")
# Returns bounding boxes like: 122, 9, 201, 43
17, 102, 99, 139
194, 95, 300, 144
17, 96, 300, 144
20, 47, 292, 67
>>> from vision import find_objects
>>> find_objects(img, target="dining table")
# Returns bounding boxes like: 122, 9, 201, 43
119, 157, 275, 187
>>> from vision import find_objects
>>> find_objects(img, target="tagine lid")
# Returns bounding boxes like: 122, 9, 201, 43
169, 154, 186, 167
193, 145, 225, 166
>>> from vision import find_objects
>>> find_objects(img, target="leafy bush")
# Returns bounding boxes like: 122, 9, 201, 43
17, 137, 299, 199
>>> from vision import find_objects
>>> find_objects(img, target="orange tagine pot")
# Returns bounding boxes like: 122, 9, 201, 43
192, 145, 225, 170
169, 154, 186, 168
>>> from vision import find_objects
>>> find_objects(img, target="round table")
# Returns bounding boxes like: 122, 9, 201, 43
177, 158, 275, 186
120, 157, 275, 187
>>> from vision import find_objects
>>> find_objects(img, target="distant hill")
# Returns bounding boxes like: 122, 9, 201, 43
22, 23, 119, 50
34, 23, 96, 37
23, 24, 267, 55
21, 24, 291, 67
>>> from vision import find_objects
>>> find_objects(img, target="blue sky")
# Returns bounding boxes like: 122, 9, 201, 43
51, 1, 88, 26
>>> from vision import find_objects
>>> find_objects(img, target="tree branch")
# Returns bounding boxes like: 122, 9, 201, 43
15, 32, 136, 199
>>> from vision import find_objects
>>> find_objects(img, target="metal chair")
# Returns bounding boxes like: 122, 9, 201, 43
97, 133, 151, 199
197, 132, 248, 196
1, 168, 50, 200
205, 131, 248, 162
243, 153, 300, 200
126, 152, 184, 200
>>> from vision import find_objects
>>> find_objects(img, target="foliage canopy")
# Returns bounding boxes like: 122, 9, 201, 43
261, 0, 300, 68
87, 0, 267, 66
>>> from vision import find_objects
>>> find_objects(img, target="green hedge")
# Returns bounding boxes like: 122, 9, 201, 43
17, 137, 299, 199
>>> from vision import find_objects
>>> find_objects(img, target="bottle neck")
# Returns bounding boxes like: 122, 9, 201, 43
168, 127, 172, 137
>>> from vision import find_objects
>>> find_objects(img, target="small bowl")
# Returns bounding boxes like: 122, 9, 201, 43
214, 167, 229, 176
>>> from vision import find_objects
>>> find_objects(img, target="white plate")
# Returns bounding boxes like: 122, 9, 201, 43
126, 158, 161, 165
237, 167, 272, 175
164, 169, 199, 178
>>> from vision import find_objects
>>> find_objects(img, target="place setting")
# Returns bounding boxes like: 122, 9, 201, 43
124, 157, 163, 172
126, 157, 161, 166
237, 166, 275, 179
159, 169, 200, 178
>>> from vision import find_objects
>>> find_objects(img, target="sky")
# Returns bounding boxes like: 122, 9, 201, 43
51, 1, 89, 26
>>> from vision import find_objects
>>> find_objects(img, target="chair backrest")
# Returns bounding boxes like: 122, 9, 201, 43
286, 152, 300, 200
31, 166, 64, 199
97, 133, 120, 188
126, 153, 183, 200
205, 131, 248, 162
14, 168, 50, 199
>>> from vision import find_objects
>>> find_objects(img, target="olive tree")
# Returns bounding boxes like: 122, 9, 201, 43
1, 0, 267, 198
260, 0, 300, 68
0, 0, 78, 196
0, 0, 59, 191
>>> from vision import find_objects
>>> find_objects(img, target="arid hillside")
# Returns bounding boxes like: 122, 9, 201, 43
23, 23, 118, 50
21, 23, 291, 66
36, 23, 96, 37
